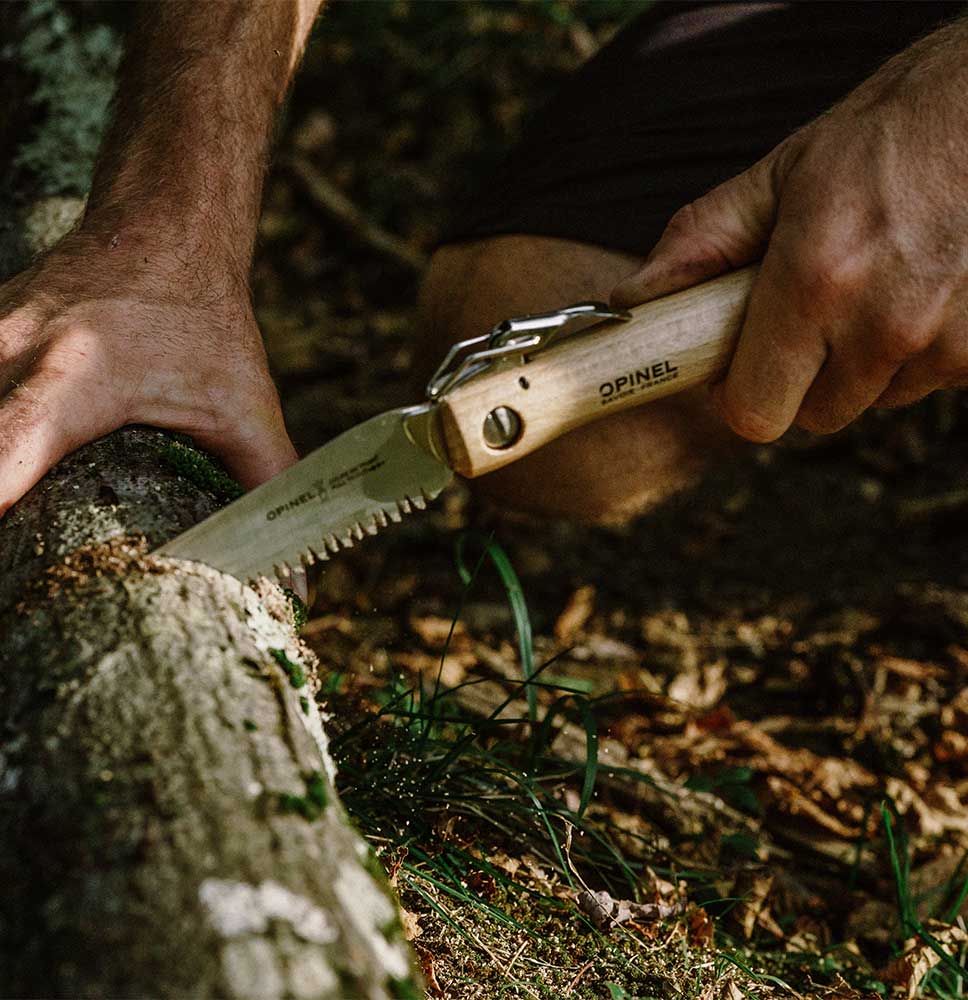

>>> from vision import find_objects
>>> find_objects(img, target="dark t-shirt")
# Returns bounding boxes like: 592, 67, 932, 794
444, 1, 965, 256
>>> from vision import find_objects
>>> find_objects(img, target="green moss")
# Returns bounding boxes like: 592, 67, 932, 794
242, 718, 258, 732
158, 436, 244, 503
282, 588, 309, 631
387, 975, 422, 1000
306, 770, 328, 809
278, 769, 328, 821
299, 696, 310, 715
269, 648, 306, 689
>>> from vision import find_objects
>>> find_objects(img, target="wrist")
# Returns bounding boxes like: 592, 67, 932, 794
72, 205, 253, 289
24, 217, 252, 318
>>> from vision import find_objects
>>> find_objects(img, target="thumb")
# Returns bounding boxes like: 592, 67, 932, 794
611, 145, 786, 308
191, 398, 299, 491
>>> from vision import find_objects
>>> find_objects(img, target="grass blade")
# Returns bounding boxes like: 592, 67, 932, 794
456, 532, 537, 721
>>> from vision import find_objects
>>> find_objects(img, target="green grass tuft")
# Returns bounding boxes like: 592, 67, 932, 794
882, 799, 968, 997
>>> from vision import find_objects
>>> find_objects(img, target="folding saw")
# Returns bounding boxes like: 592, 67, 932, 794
157, 267, 755, 581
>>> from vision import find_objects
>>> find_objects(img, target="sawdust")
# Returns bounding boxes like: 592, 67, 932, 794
15, 534, 164, 611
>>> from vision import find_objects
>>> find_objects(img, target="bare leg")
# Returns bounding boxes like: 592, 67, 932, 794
418, 234, 744, 525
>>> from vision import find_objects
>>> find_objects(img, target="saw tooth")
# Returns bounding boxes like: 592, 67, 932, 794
386, 506, 403, 524
300, 549, 315, 569
373, 508, 389, 529
324, 534, 341, 555
410, 493, 427, 511
351, 522, 365, 541
308, 544, 329, 564
362, 515, 381, 536
397, 497, 413, 516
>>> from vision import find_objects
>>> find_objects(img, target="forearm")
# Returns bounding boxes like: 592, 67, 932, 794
82, 0, 323, 278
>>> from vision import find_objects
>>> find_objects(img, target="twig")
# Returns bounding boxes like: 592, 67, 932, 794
563, 956, 595, 995
285, 154, 428, 274
502, 937, 529, 979
896, 488, 968, 523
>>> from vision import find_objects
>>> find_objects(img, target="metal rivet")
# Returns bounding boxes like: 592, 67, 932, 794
482, 406, 522, 449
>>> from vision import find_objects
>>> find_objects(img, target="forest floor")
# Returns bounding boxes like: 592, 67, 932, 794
249, 4, 968, 997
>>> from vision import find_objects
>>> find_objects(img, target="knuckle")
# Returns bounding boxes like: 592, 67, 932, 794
929, 339, 968, 385
661, 201, 736, 274
792, 253, 864, 313
874, 314, 935, 363
664, 202, 701, 239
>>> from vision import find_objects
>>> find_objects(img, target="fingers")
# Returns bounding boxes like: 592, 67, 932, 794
795, 315, 910, 433
876, 365, 935, 410
0, 373, 111, 515
611, 147, 785, 308
718, 261, 953, 439
712, 248, 828, 442
876, 327, 968, 409
0, 372, 296, 517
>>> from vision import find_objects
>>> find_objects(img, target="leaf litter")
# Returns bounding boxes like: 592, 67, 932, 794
249, 3, 968, 995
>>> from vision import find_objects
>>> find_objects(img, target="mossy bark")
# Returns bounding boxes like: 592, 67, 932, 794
0, 429, 418, 998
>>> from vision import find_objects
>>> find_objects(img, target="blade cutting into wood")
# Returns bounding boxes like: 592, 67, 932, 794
156, 406, 452, 581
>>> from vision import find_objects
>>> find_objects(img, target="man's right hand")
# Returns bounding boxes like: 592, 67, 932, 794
0, 227, 297, 515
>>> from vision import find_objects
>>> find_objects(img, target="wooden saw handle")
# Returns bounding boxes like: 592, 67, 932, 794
436, 265, 757, 478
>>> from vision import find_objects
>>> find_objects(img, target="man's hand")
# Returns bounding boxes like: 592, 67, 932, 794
0, 0, 323, 515
612, 16, 968, 442
0, 230, 296, 515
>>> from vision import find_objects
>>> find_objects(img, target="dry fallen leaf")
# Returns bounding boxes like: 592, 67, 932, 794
668, 660, 727, 711
576, 889, 685, 931
881, 922, 968, 999
400, 907, 423, 940
688, 906, 715, 949
408, 614, 466, 649
392, 650, 475, 687
413, 941, 444, 998
555, 584, 596, 642
731, 869, 784, 940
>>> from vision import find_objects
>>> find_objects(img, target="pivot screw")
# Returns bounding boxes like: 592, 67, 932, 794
482, 406, 522, 449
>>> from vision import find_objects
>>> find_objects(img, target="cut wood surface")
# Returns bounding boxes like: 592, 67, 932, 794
0, 428, 419, 999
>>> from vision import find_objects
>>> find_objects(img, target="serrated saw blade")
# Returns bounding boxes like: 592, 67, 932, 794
156, 406, 452, 581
